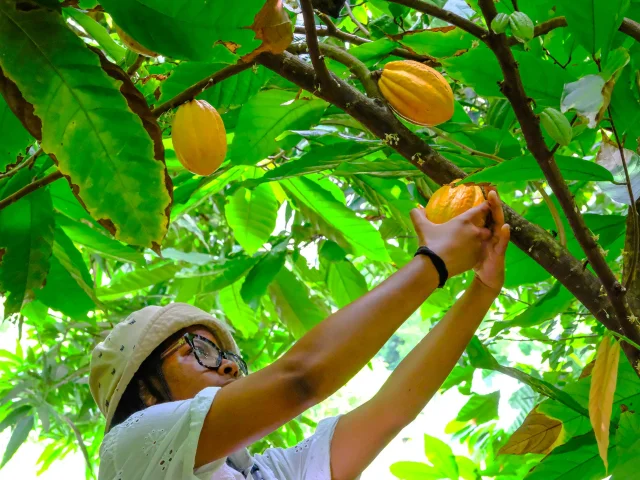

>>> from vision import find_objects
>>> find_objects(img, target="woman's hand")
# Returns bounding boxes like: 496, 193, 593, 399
410, 201, 492, 278
473, 190, 510, 292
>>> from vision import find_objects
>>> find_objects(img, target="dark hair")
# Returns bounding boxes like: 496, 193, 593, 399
110, 329, 185, 428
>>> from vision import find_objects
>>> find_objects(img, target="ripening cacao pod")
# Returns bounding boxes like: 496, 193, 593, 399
540, 108, 572, 146
509, 12, 534, 43
379, 60, 454, 126
172, 100, 227, 176
425, 180, 493, 228
115, 25, 159, 57
242, 0, 293, 62
491, 13, 510, 34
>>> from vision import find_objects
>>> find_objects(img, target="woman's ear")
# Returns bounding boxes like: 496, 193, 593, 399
138, 379, 158, 407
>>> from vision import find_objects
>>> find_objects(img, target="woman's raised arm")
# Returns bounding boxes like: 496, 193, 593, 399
195, 201, 493, 468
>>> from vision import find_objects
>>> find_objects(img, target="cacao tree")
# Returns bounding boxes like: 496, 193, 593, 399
1, 0, 640, 478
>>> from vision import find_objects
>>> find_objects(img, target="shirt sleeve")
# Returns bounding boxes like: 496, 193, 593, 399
253, 416, 358, 480
98, 387, 224, 480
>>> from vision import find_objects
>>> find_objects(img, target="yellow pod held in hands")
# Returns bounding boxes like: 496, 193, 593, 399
425, 180, 492, 228
171, 100, 227, 176
379, 60, 454, 126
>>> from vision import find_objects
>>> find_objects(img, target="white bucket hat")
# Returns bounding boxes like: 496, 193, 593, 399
89, 303, 240, 431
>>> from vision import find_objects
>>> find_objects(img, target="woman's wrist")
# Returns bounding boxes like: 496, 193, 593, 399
411, 254, 441, 293
471, 275, 502, 297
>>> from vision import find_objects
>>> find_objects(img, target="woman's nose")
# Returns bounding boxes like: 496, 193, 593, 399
219, 357, 240, 377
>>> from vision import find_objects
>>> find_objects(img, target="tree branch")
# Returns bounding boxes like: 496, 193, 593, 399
0, 147, 42, 180
476, 0, 640, 358
299, 0, 334, 89
126, 54, 145, 77
151, 62, 254, 117
258, 52, 619, 337
344, 0, 370, 37
287, 42, 382, 98
387, 0, 488, 39
0, 170, 62, 211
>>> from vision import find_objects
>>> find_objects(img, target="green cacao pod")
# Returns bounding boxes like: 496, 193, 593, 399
491, 13, 510, 34
509, 12, 534, 43
540, 108, 572, 146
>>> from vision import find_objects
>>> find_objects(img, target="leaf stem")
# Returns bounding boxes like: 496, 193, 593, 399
532, 181, 566, 246
430, 126, 503, 163
0, 147, 43, 180
126, 54, 145, 77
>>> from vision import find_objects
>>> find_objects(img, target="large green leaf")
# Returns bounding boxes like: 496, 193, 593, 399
240, 249, 287, 309
390, 461, 442, 480
224, 184, 278, 255
462, 156, 614, 184
456, 392, 500, 424
0, 2, 171, 249
1, 414, 34, 468
0, 96, 31, 173
443, 46, 573, 106
219, 279, 260, 338
268, 268, 329, 338
229, 90, 328, 165
423, 434, 459, 479
0, 170, 54, 316
327, 259, 368, 308
396, 27, 475, 58
557, 0, 630, 60
281, 177, 391, 262
97, 263, 181, 298
64, 8, 126, 63
99, 0, 265, 61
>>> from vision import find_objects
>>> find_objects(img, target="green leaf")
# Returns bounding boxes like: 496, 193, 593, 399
557, 0, 630, 60
281, 177, 391, 262
0, 170, 54, 316
0, 2, 171, 249
327, 259, 368, 308
64, 8, 126, 63
268, 268, 329, 338
0, 96, 32, 174
456, 392, 500, 424
99, 0, 265, 60
35, 227, 97, 318
462, 155, 614, 184
561, 75, 607, 128
390, 461, 441, 480
396, 27, 475, 58
224, 184, 278, 255
161, 248, 215, 266
240, 249, 287, 309
97, 263, 181, 298
230, 90, 328, 165
219, 279, 260, 338
1, 414, 34, 468
423, 434, 459, 479
204, 255, 260, 292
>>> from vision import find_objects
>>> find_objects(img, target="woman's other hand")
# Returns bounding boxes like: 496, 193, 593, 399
473, 190, 510, 292
410, 200, 492, 278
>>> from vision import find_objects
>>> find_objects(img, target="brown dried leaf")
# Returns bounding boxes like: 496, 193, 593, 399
0, 65, 41, 139
589, 335, 620, 471
499, 408, 564, 455
241, 0, 293, 63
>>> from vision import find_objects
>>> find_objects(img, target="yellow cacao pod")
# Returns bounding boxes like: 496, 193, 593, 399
242, 0, 293, 62
172, 100, 227, 176
379, 60, 454, 126
115, 25, 159, 58
425, 180, 493, 228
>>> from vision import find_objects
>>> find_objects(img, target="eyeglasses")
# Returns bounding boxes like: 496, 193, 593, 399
160, 333, 248, 376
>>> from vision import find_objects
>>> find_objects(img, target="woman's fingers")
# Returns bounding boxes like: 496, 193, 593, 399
461, 201, 491, 224
488, 190, 505, 234
496, 224, 511, 255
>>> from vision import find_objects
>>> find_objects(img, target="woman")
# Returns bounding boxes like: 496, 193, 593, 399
90, 192, 510, 480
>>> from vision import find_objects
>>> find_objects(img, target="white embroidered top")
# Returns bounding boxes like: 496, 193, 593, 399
98, 387, 343, 480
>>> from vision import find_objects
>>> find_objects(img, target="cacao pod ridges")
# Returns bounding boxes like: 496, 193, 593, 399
171, 100, 227, 176
509, 12, 534, 44
425, 180, 491, 228
379, 60, 454, 127
540, 108, 573, 147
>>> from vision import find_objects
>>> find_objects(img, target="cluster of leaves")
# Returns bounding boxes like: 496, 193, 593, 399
0, 0, 639, 478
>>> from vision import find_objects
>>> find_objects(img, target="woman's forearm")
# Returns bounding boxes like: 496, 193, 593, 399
285, 255, 440, 401
375, 277, 498, 424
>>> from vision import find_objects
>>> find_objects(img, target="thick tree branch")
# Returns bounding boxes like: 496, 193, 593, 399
151, 62, 254, 117
258, 52, 620, 338
300, 0, 334, 89
388, 0, 488, 39
0, 170, 62, 211
476, 0, 640, 358
288, 42, 382, 98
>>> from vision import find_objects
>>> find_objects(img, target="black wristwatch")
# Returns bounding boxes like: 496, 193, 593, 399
414, 246, 449, 288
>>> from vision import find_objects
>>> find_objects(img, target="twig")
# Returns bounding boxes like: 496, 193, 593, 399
151, 62, 254, 117
619, 17, 640, 43
288, 42, 382, 98
61, 415, 92, 473
0, 147, 43, 180
0, 170, 63, 211
499, 334, 599, 343
609, 107, 640, 289
126, 54, 145, 77
52, 365, 90, 390
387, 0, 488, 39
477, 0, 640, 359
430, 126, 503, 163
532, 181, 566, 246
344, 1, 370, 37
299, 0, 334, 90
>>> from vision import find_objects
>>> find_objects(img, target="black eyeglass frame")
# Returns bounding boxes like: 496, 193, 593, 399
160, 332, 248, 376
